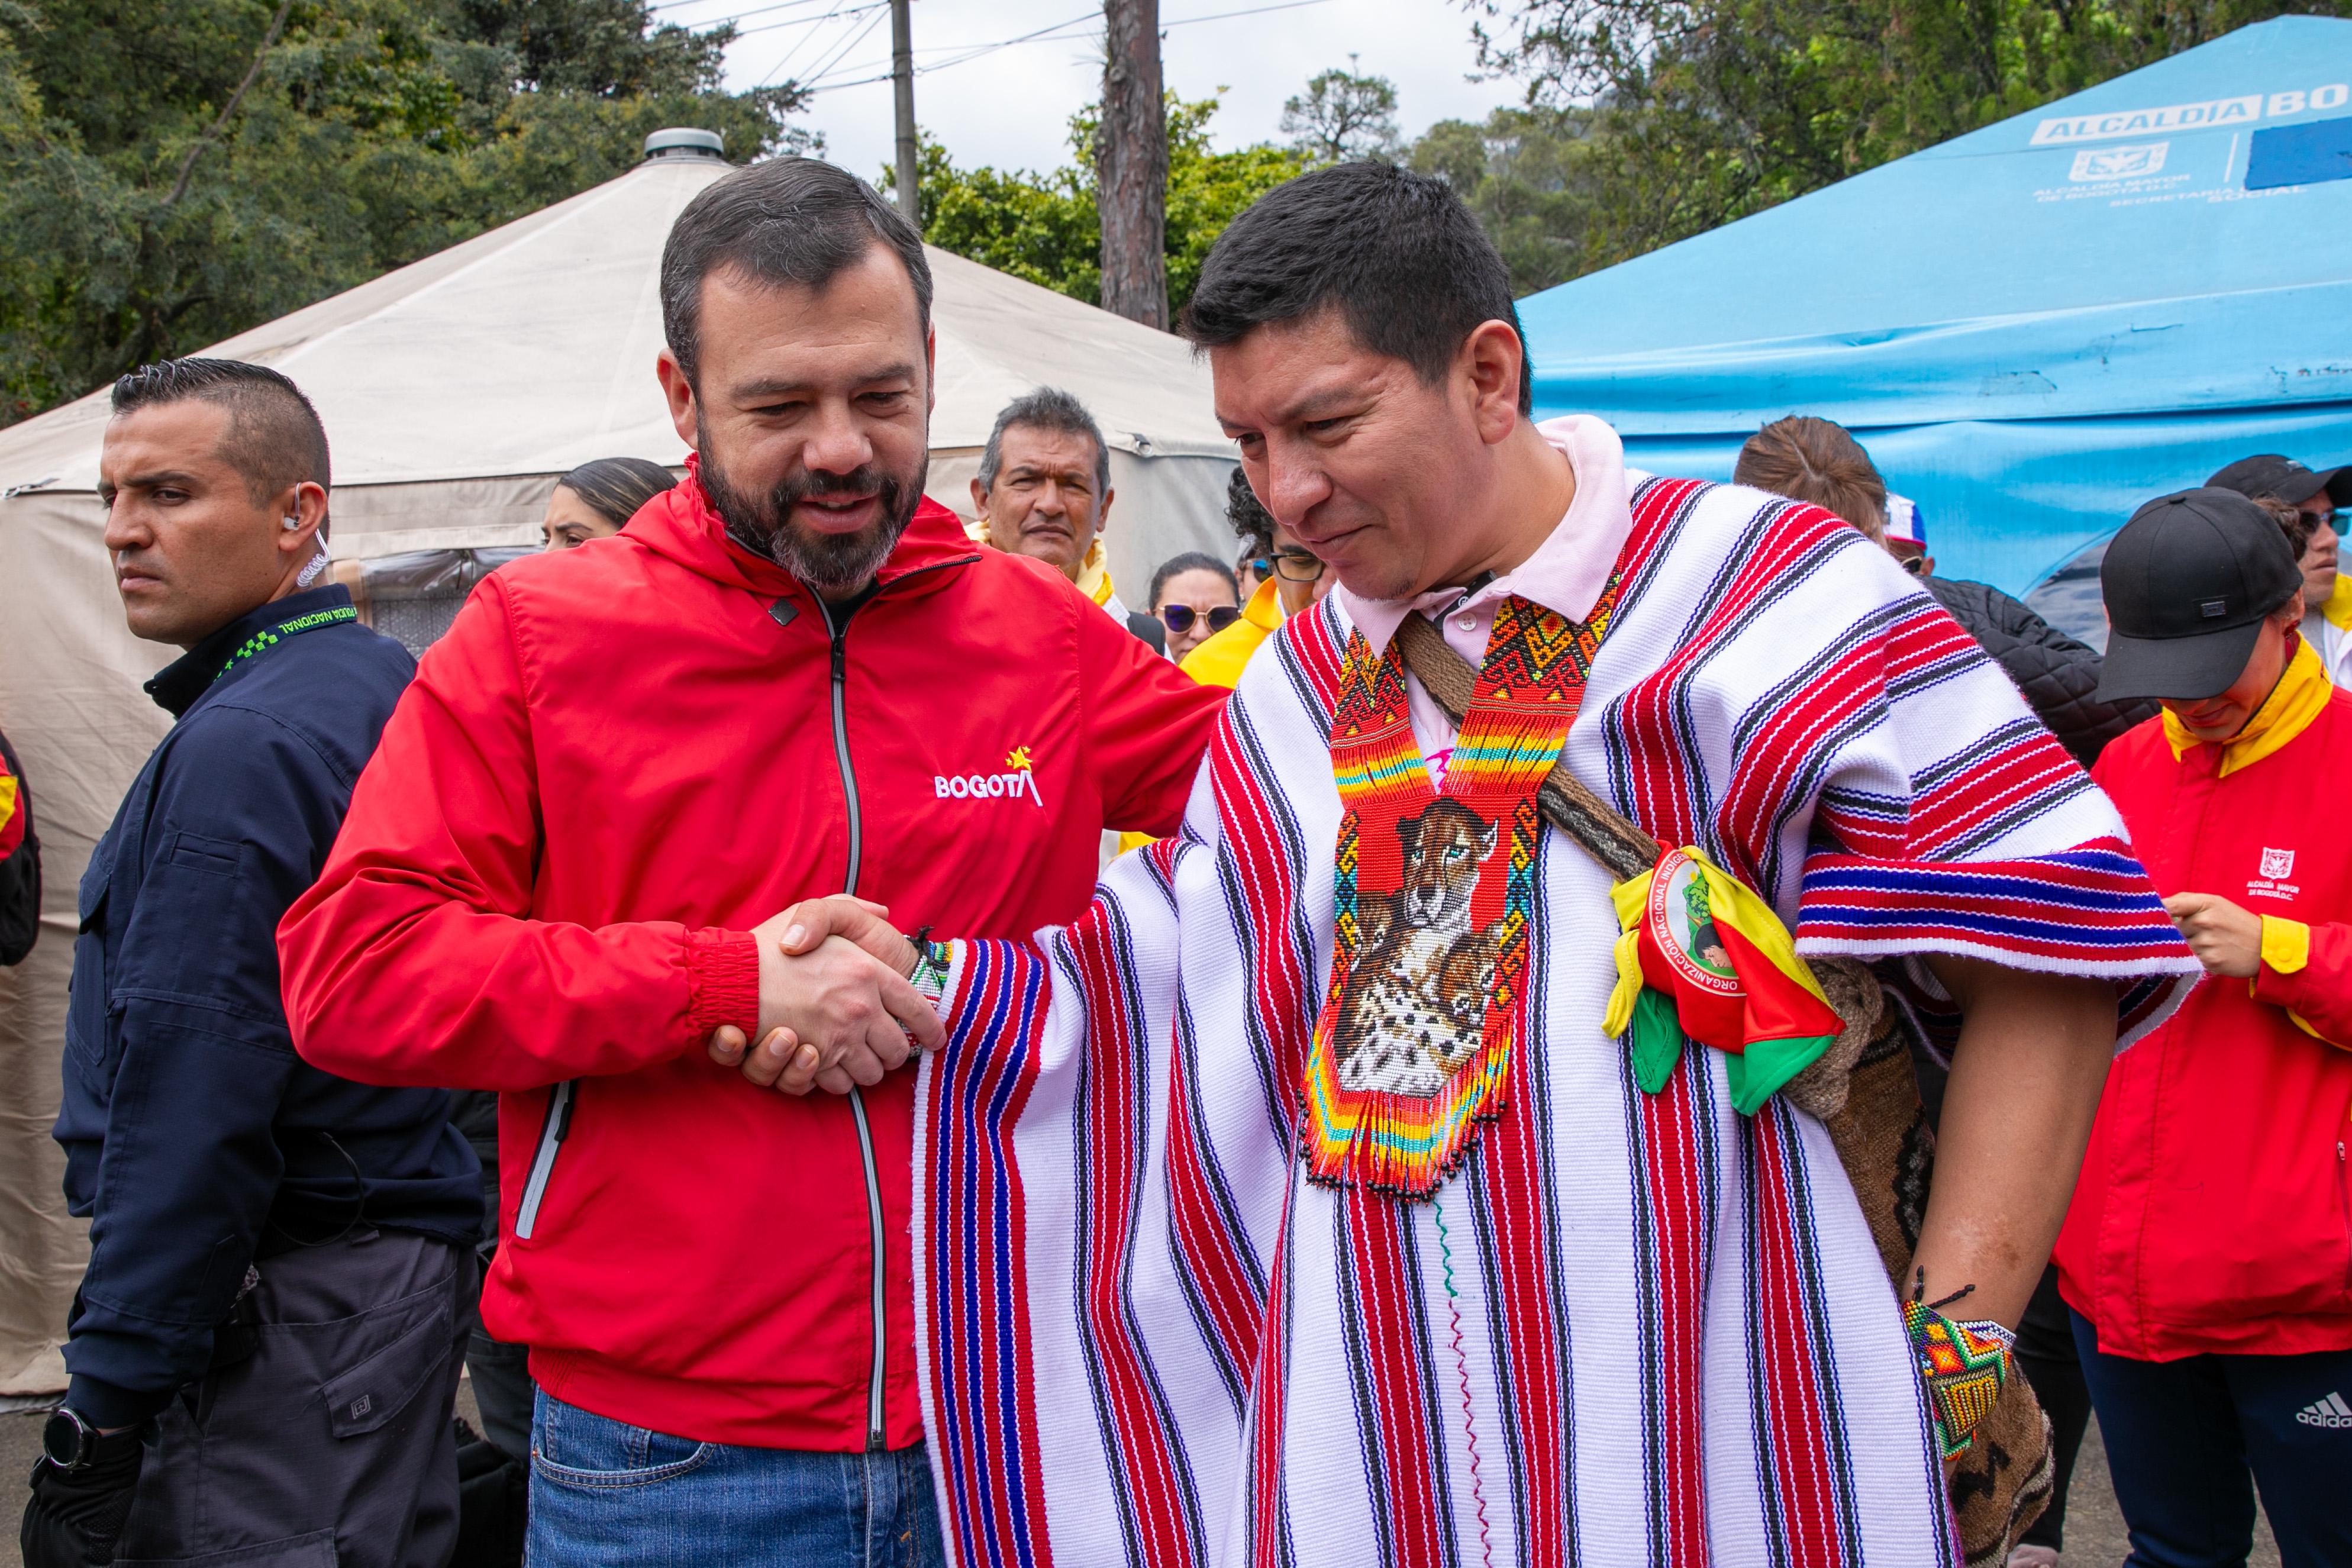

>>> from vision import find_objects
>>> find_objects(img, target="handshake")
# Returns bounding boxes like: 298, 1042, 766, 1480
706, 896, 940, 1096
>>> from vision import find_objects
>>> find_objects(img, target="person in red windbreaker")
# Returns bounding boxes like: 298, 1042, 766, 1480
277, 159, 1225, 1565
2061, 487, 2352, 1567
0, 726, 36, 966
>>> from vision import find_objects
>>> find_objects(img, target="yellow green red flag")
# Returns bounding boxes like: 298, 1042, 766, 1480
1603, 847, 1843, 1114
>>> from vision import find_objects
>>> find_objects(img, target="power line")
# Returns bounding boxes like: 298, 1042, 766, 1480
802, 4, 1095, 89
653, 0, 872, 37
684, 0, 870, 30
798, 5, 891, 84
795, 0, 1334, 93
1161, 0, 1334, 31
756, 0, 857, 83
723, 1, 885, 39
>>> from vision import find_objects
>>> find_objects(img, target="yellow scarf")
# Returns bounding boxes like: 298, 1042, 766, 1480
965, 515, 1116, 607
2324, 571, 2352, 634
1075, 537, 1117, 609
2162, 633, 2331, 777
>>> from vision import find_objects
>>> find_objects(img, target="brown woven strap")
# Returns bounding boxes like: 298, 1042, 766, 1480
1392, 612, 1660, 881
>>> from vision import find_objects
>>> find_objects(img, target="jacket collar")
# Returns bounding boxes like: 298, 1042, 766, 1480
2163, 630, 2332, 777
144, 584, 359, 719
628, 456, 976, 608
1241, 575, 1284, 634
2321, 570, 2352, 634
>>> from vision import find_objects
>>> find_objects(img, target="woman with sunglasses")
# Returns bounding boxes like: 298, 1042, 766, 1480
1148, 552, 1243, 662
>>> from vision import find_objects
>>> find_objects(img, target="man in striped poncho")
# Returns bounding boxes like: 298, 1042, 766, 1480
716, 164, 2199, 1566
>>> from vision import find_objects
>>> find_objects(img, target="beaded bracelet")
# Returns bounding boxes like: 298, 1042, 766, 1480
906, 925, 954, 1009
1903, 1272, 2017, 1460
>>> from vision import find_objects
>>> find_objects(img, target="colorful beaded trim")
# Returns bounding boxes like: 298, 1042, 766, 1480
1302, 588, 1617, 1198
908, 936, 955, 1009
1903, 1296, 2016, 1459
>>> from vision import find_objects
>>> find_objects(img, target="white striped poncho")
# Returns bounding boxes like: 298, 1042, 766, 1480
911, 475, 2197, 1568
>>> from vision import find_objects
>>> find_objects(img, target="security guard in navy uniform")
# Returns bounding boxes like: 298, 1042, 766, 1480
23, 359, 480, 1568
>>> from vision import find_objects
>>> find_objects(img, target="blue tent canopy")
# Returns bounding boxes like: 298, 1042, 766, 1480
1521, 16, 2352, 630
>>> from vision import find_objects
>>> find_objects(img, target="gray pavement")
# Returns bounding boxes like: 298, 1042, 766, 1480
0, 1395, 2286, 1567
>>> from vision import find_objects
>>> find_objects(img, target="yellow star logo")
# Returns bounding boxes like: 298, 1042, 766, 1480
1005, 746, 1034, 772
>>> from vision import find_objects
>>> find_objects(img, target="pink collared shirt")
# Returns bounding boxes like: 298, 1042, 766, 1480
1333, 415, 1637, 780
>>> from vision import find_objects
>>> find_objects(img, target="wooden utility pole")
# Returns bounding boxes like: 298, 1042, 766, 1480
890, 0, 919, 228
1097, 0, 1167, 328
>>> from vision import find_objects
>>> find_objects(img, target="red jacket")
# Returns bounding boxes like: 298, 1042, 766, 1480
2057, 655, 2352, 1361
279, 476, 1225, 1448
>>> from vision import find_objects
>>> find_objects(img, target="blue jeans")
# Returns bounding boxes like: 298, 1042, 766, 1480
2073, 1310, 2352, 1568
526, 1390, 947, 1567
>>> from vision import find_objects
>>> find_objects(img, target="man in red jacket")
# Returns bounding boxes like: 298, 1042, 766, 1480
2060, 487, 2352, 1566
278, 158, 1226, 1564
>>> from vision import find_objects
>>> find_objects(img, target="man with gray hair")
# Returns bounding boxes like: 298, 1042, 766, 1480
969, 386, 1164, 645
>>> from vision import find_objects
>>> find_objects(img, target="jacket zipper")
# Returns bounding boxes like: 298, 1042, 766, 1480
513, 1079, 577, 1240
462, 564, 968, 1334
818, 595, 891, 1453
2339, 1138, 2349, 1292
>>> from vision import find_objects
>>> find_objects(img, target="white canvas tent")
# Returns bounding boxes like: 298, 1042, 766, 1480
0, 143, 1237, 1396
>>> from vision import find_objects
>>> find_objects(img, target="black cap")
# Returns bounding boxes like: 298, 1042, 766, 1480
2204, 453, 2352, 509
2097, 488, 2304, 702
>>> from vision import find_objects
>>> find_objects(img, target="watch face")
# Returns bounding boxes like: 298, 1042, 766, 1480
41, 1408, 87, 1468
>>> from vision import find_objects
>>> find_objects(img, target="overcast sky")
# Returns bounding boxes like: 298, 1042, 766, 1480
671, 0, 1528, 178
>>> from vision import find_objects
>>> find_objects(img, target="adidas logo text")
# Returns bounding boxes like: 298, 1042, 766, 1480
2295, 1391, 2352, 1428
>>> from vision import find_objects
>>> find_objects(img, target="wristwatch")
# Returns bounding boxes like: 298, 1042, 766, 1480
40, 1406, 102, 1472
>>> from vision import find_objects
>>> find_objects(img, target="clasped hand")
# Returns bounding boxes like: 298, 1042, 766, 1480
707, 896, 930, 1096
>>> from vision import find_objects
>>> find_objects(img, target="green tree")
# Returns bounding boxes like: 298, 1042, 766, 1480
908, 91, 1303, 320
0, 0, 815, 424
1467, 0, 2350, 271
1280, 58, 1403, 163
910, 131, 1099, 301
1408, 105, 1599, 292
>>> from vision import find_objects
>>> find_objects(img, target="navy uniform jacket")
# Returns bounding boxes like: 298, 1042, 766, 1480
56, 584, 480, 1428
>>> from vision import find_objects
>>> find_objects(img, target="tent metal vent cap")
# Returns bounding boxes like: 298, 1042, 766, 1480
643, 128, 725, 162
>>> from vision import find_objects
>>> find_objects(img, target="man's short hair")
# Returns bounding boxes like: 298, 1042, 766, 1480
976, 386, 1111, 496
661, 158, 933, 391
1180, 162, 1534, 416
2250, 491, 2320, 562
1733, 415, 1888, 540
110, 358, 331, 508
1225, 464, 1274, 556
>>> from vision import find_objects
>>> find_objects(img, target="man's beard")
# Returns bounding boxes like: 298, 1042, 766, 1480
701, 434, 927, 596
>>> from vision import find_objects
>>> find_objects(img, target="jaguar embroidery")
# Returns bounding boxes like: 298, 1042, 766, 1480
1302, 588, 1618, 1196
1334, 798, 1504, 1096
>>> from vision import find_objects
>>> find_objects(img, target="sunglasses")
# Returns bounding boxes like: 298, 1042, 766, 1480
1160, 604, 1243, 636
